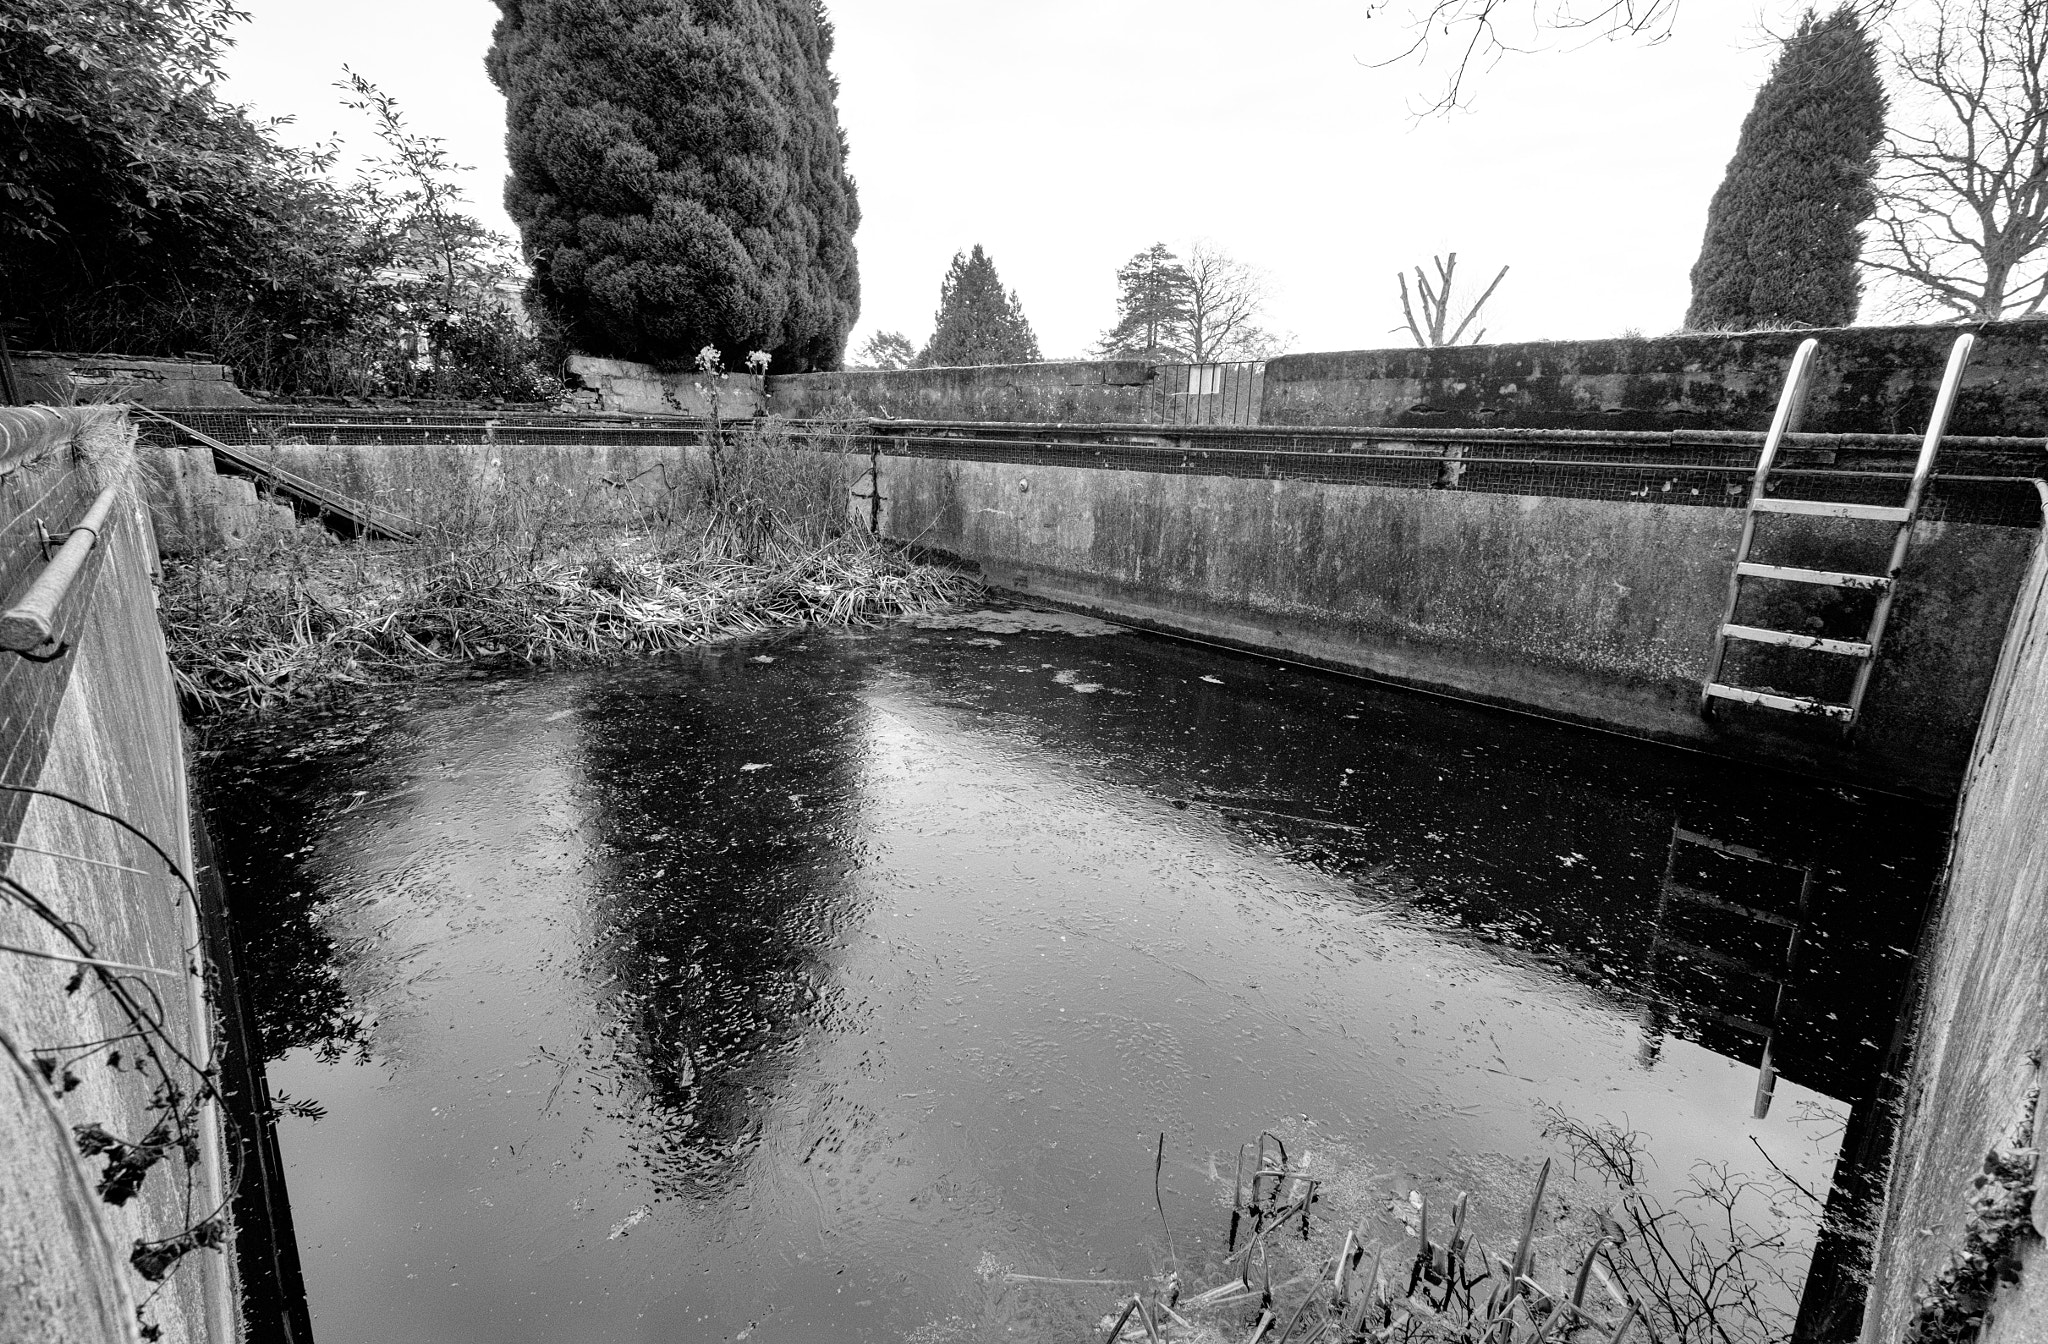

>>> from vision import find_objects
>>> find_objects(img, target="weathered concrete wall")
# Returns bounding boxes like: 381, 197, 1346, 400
1864, 498, 2048, 1344
1, 410, 232, 1343
765, 359, 1156, 422
139, 436, 719, 558
1261, 321, 2048, 435
756, 321, 2048, 435
879, 455, 2034, 796
146, 446, 306, 554
564, 354, 764, 417
243, 438, 702, 529
11, 353, 251, 409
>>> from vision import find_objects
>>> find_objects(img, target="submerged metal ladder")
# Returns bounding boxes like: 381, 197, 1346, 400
1701, 333, 1976, 727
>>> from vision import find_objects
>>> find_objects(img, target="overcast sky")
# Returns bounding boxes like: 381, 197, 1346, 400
220, 1, 1828, 360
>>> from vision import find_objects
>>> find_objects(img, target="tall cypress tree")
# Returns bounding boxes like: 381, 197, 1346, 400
918, 245, 1041, 367
1684, 7, 1887, 331
486, 0, 860, 371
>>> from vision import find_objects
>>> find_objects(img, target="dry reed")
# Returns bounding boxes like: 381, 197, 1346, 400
160, 535, 978, 716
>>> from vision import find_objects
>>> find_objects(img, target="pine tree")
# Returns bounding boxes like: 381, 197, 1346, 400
1684, 7, 1887, 331
486, 0, 861, 372
1097, 243, 1192, 360
918, 245, 1041, 367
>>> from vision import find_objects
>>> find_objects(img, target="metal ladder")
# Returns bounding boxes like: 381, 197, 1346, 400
1644, 824, 1814, 1119
1701, 332, 1976, 726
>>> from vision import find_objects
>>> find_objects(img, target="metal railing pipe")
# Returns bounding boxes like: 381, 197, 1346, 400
0, 484, 120, 653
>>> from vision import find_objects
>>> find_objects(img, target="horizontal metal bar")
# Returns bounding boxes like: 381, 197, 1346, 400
1663, 935, 1789, 980
1736, 562, 1890, 590
1750, 498, 1909, 521
282, 422, 712, 436
1721, 624, 1872, 657
0, 484, 119, 652
1670, 827, 1806, 869
1660, 879, 1799, 928
1703, 684, 1855, 719
863, 418, 2047, 452
1684, 1003, 1772, 1038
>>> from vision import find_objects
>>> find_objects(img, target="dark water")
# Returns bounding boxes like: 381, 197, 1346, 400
199, 610, 1946, 1343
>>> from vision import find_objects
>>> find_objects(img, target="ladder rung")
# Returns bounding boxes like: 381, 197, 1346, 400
1688, 1003, 1772, 1039
1703, 684, 1855, 719
1670, 827, 1805, 870
1751, 498, 1909, 522
1660, 879, 1799, 928
1721, 624, 1872, 657
1735, 562, 1891, 592
1665, 935, 1786, 980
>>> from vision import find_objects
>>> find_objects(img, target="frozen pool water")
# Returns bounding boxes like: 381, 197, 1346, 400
200, 609, 1944, 1342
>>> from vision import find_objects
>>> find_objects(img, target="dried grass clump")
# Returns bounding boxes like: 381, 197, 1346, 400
69, 404, 140, 494
1001, 1122, 1816, 1344
161, 534, 979, 715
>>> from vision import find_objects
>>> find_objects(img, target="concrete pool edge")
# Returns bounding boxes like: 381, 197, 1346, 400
1861, 484, 2048, 1344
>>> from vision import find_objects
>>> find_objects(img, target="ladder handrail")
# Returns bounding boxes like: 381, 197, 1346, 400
1844, 332, 1976, 721
1746, 337, 1822, 505
1702, 338, 1821, 714
1896, 332, 1975, 544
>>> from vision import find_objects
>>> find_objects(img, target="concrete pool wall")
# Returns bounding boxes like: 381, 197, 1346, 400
1863, 489, 2048, 1344
0, 407, 232, 1344
77, 315, 2048, 1342
876, 453, 2037, 798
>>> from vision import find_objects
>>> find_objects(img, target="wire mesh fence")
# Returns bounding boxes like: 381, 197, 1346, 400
130, 406, 2045, 529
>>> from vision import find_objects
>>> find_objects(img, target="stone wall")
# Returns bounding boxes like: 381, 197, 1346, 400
754, 320, 2048, 436
10, 353, 251, 409
765, 359, 1156, 423
1242, 321, 2048, 435
1863, 490, 2048, 1344
564, 354, 764, 417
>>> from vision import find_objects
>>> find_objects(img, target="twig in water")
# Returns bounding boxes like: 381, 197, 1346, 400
1154, 1131, 1179, 1273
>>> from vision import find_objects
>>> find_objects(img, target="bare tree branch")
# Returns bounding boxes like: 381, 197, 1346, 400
1365, 1, 1901, 115
1869, 0, 2048, 321
1396, 252, 1509, 346
1181, 242, 1286, 361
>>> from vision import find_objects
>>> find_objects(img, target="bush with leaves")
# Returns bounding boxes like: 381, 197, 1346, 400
0, 2, 554, 400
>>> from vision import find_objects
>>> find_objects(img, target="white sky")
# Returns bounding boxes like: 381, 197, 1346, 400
220, 1, 1836, 361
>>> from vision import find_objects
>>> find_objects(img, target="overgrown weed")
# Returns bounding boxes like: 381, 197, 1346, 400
1045, 1120, 1826, 1344
160, 419, 976, 714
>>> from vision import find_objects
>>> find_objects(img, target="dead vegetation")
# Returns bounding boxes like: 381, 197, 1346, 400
158, 418, 977, 715
1031, 1119, 1823, 1344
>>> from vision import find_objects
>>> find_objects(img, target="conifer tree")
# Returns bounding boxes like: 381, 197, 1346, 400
918, 245, 1041, 367
1684, 6, 1887, 331
486, 0, 860, 371
1097, 243, 1193, 360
